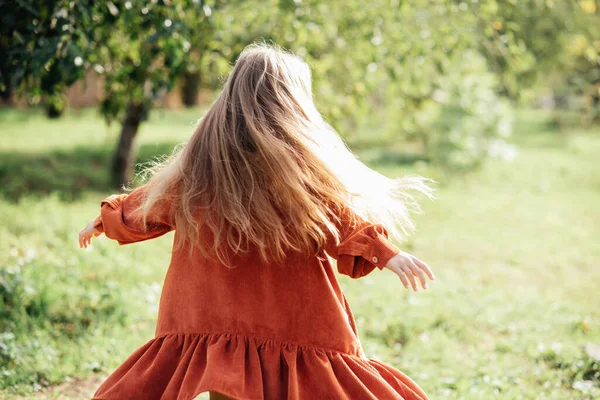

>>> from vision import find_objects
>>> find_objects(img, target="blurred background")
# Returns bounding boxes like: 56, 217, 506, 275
1, 0, 599, 399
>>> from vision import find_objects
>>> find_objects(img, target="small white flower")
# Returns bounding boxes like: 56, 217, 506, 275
572, 380, 595, 393
55, 8, 68, 19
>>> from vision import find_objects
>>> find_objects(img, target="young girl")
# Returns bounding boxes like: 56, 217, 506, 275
79, 44, 434, 400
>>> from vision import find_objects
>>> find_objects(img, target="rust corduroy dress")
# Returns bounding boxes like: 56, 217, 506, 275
91, 186, 428, 400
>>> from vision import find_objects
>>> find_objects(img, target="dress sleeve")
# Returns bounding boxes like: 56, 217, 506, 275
92, 185, 174, 245
324, 207, 401, 279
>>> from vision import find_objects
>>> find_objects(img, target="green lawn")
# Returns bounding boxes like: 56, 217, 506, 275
1, 108, 599, 399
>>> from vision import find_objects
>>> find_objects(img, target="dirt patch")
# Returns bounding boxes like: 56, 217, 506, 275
49, 376, 106, 399
7, 376, 215, 399
11, 376, 106, 400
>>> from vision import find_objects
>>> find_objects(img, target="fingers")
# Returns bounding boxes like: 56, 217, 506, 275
408, 260, 428, 289
412, 257, 435, 280
78, 233, 93, 248
390, 266, 413, 291
79, 220, 102, 249
394, 268, 410, 289
387, 253, 435, 292
401, 265, 418, 291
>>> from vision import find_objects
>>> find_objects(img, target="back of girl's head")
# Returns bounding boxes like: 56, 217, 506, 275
140, 43, 433, 267
225, 44, 314, 124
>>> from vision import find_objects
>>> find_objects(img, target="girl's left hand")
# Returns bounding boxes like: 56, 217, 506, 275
384, 251, 435, 291
79, 220, 102, 248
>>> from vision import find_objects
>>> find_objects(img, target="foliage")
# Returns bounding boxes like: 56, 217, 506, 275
1, 0, 599, 173
539, 346, 600, 397
481, 0, 600, 121
559, 1, 600, 122
0, 1, 215, 119
265, 0, 518, 167
89, 0, 217, 123
426, 51, 514, 168
0, 0, 91, 110
0, 192, 170, 393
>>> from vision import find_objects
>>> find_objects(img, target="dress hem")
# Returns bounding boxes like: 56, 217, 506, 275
153, 330, 364, 359
92, 385, 261, 400
91, 330, 428, 400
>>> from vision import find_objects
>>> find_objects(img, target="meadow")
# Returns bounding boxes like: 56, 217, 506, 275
1, 108, 599, 399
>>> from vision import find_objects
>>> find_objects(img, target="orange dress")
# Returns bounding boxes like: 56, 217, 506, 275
91, 186, 429, 400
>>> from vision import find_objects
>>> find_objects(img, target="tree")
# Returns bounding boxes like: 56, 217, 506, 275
0, 0, 88, 110
2, 0, 222, 187
231, 0, 516, 167
1, 0, 520, 171
559, 1, 599, 123
3, 0, 594, 181
91, 1, 210, 187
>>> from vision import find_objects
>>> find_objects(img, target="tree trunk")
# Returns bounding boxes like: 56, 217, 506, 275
45, 102, 64, 118
112, 102, 145, 189
44, 93, 66, 119
0, 82, 14, 105
181, 70, 201, 107
0, 62, 15, 105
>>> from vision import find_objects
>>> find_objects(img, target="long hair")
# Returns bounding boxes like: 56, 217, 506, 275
137, 43, 433, 266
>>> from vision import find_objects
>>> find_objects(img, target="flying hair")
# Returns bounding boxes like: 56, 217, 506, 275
134, 43, 434, 267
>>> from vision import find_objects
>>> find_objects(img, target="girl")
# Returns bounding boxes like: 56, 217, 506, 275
79, 44, 434, 400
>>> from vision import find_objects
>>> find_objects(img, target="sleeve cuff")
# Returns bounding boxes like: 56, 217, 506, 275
93, 214, 104, 234
101, 194, 127, 210
363, 232, 401, 270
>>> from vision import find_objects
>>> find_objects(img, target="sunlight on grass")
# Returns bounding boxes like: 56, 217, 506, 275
1, 108, 599, 399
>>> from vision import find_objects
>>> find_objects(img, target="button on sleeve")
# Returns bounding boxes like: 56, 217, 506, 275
324, 206, 401, 278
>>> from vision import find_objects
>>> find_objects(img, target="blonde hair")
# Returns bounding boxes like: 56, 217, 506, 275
138, 43, 433, 266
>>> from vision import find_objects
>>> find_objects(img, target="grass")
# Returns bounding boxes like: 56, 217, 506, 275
0, 107, 599, 399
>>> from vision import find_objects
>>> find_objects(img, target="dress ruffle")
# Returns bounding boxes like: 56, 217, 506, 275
92, 332, 427, 400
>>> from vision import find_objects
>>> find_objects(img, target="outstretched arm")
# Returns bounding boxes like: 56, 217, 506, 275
324, 207, 434, 291
79, 185, 174, 248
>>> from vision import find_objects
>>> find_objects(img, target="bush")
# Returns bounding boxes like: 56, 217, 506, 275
385, 50, 516, 169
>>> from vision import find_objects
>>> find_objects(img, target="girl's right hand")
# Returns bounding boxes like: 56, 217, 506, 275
384, 251, 435, 291
79, 219, 102, 248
